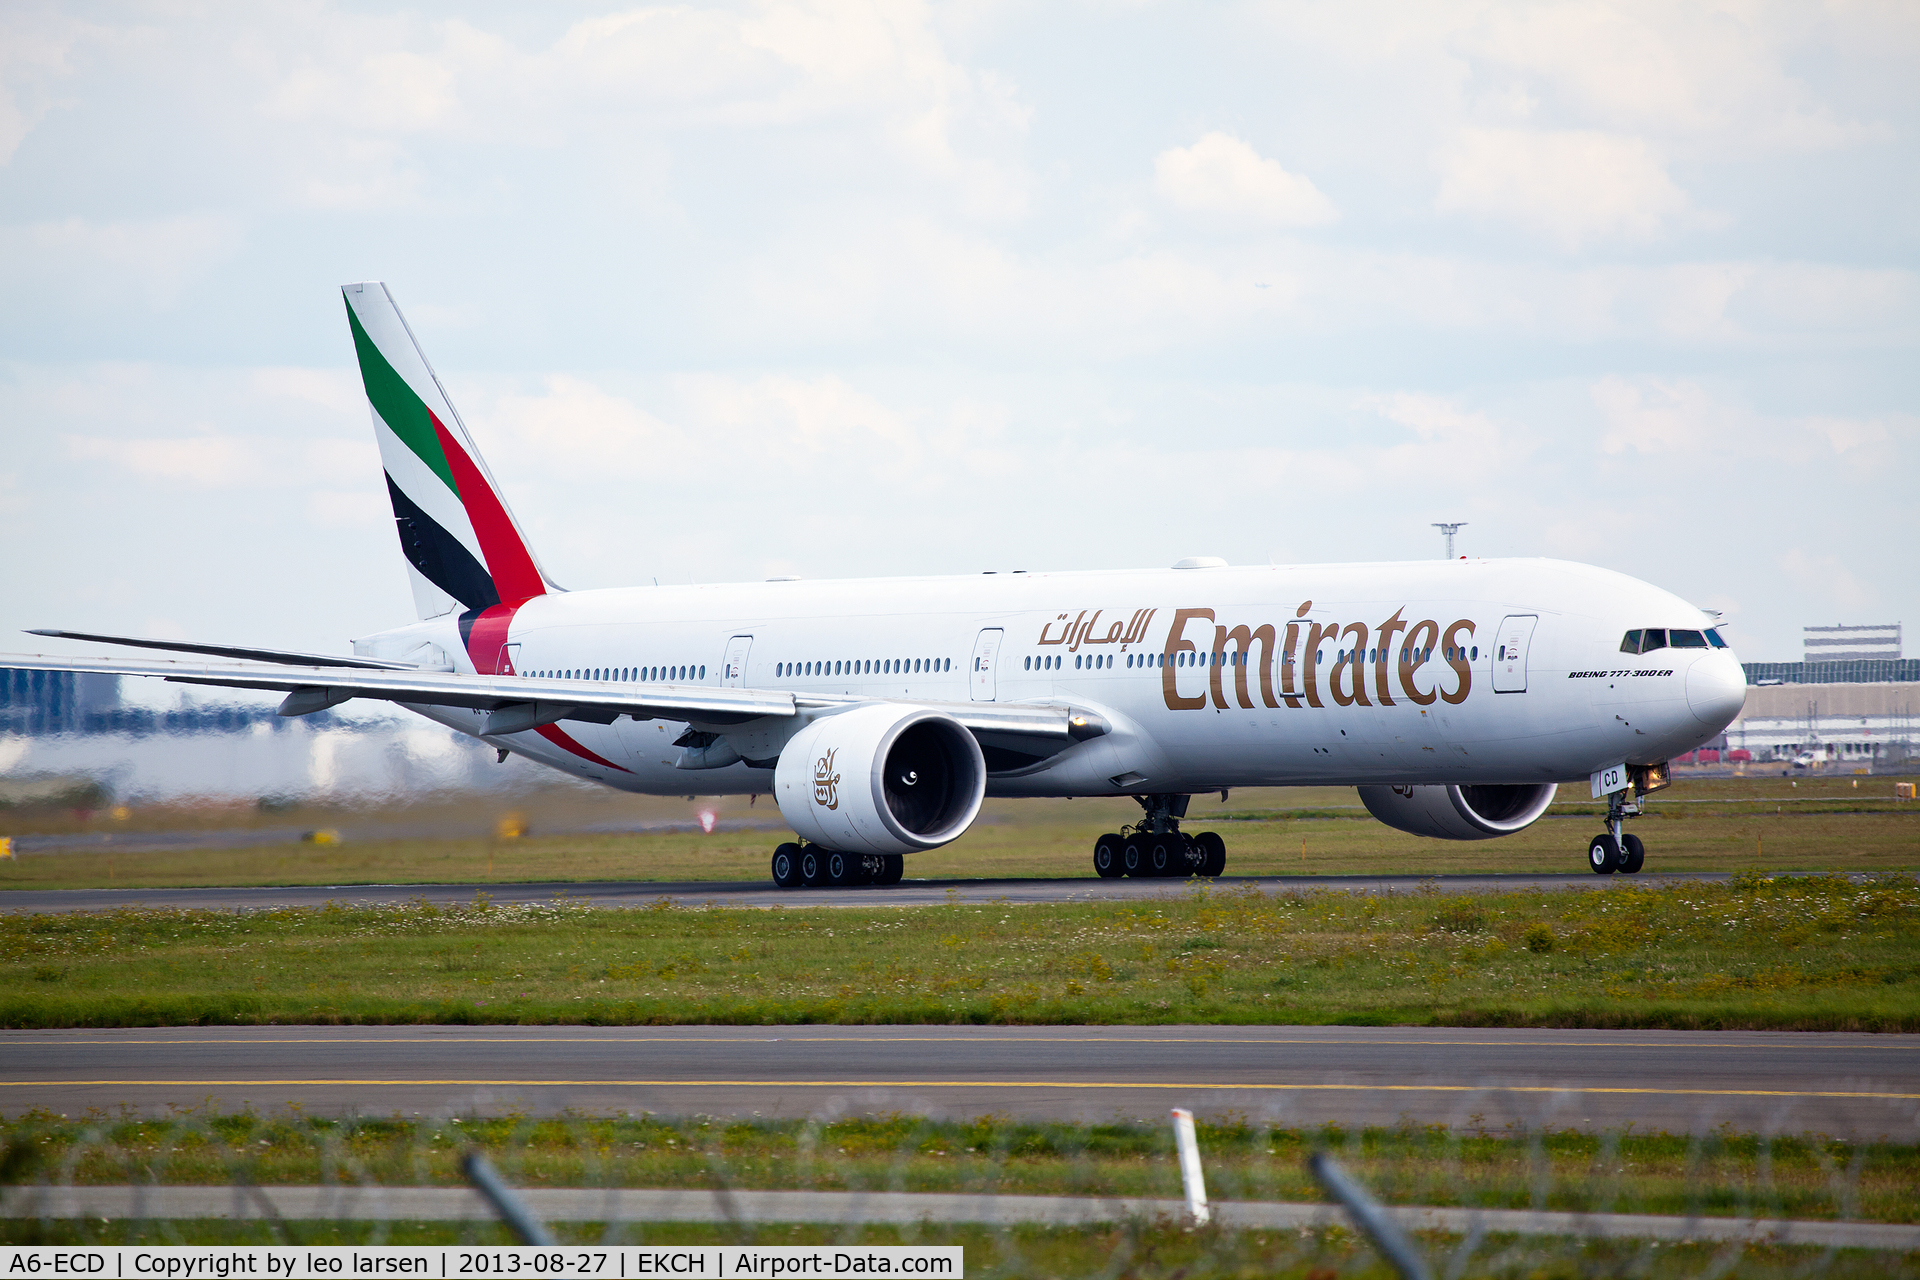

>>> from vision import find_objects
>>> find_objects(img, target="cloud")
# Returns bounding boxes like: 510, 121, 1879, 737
1591, 376, 1733, 456
1455, 4, 1888, 151
0, 215, 242, 309
1778, 549, 1876, 612
1154, 133, 1338, 227
64, 433, 372, 488
1434, 127, 1700, 248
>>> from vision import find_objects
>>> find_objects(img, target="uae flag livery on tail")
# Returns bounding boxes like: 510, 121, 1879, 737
342, 283, 549, 627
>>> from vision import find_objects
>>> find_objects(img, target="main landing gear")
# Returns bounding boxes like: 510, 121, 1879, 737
1094, 794, 1227, 880
1587, 773, 1661, 875
770, 842, 903, 890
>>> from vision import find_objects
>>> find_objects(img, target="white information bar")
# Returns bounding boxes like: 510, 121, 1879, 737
0, 1249, 962, 1280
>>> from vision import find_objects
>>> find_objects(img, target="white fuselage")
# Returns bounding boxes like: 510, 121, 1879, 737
361, 557, 1746, 798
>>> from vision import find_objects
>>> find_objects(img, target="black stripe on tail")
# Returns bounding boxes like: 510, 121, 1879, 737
385, 473, 500, 612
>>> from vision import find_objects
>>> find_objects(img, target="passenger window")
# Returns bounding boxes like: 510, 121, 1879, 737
1620, 630, 1642, 654
1641, 629, 1668, 653
1671, 630, 1708, 648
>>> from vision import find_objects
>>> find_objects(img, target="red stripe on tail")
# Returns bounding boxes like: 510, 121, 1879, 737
432, 413, 545, 603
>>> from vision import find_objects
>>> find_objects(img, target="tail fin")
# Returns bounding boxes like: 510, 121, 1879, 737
342, 282, 551, 620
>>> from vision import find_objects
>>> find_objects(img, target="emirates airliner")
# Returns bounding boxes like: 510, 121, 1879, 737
14, 284, 1748, 888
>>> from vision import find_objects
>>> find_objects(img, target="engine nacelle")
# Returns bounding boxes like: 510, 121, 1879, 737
1357, 783, 1558, 841
774, 705, 986, 856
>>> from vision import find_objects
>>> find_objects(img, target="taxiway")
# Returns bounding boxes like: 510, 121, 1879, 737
4, 1024, 1913, 1136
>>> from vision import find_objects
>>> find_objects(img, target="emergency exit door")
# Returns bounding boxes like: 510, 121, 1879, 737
970, 629, 1003, 701
1492, 615, 1538, 693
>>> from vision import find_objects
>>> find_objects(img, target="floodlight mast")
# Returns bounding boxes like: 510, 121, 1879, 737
1432, 522, 1466, 558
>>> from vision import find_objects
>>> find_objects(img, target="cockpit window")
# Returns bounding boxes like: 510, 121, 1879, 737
1640, 628, 1668, 653
1706, 628, 1727, 648
1619, 629, 1642, 654
1670, 629, 1709, 648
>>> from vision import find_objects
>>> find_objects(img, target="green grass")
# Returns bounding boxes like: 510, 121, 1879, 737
2, 873, 1915, 1030
2, 777, 1916, 891
5, 1109, 1916, 1224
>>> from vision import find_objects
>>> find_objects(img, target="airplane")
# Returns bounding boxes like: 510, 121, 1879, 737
11, 282, 1749, 888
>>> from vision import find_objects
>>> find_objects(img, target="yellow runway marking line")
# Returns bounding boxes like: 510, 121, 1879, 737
12, 1036, 1900, 1049
5, 1081, 1918, 1101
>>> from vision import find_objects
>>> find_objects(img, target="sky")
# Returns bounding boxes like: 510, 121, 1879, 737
2, 0, 1916, 693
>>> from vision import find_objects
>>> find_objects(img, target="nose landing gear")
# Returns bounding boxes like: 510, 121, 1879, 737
1588, 769, 1661, 874
1092, 794, 1228, 879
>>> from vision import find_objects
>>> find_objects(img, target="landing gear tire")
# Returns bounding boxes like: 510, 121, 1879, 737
1194, 831, 1226, 878
1147, 835, 1181, 877
800, 846, 828, 887
1587, 834, 1620, 875
1093, 833, 1125, 879
876, 853, 904, 885
1620, 833, 1645, 875
1121, 838, 1147, 878
825, 849, 858, 886
771, 843, 803, 889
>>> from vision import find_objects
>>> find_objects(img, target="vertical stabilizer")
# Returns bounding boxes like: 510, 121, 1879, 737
342, 282, 551, 620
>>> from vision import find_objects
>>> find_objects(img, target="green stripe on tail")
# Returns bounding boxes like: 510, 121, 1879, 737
346, 300, 458, 494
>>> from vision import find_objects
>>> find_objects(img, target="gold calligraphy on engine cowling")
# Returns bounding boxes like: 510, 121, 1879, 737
1037, 601, 1475, 712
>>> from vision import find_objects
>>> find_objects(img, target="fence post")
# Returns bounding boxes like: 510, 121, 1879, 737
1309, 1151, 1431, 1280
462, 1149, 556, 1245
1170, 1108, 1210, 1225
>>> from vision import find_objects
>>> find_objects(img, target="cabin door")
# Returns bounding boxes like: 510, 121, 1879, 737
721, 635, 753, 688
1492, 615, 1538, 693
970, 629, 1003, 701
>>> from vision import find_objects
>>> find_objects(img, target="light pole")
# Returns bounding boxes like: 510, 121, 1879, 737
1431, 522, 1466, 559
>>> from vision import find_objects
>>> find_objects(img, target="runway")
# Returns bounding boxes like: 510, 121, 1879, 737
4, 1025, 1914, 1137
0, 871, 1740, 914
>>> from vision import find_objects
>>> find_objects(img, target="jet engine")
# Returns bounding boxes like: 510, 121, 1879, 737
774, 705, 986, 856
1356, 783, 1558, 841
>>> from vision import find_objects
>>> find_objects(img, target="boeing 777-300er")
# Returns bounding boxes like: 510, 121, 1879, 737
13, 283, 1750, 887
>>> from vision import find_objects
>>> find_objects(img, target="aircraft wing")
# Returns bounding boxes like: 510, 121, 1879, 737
0, 652, 1106, 743
23, 629, 426, 670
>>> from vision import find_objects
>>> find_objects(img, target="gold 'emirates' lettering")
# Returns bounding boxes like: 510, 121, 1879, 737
1162, 608, 1211, 710
1162, 603, 1474, 711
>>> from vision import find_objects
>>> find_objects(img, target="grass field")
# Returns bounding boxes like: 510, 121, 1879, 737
3, 872, 1914, 1029
5, 1109, 1914, 1224
2, 776, 1915, 891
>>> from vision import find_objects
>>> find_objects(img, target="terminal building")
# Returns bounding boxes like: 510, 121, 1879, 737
1711, 623, 1916, 770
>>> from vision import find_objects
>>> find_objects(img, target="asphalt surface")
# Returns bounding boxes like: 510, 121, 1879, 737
4, 1025, 1914, 1137
0, 871, 1741, 914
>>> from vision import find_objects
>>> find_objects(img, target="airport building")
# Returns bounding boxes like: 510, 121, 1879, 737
1713, 623, 1916, 770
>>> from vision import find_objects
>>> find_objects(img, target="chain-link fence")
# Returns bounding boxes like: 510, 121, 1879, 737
4, 1101, 1917, 1276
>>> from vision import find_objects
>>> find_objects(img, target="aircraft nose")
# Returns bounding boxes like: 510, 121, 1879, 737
1686, 655, 1746, 729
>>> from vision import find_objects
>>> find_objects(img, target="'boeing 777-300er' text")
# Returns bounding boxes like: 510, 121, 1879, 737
13, 284, 1749, 887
